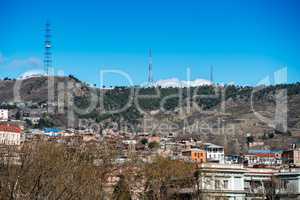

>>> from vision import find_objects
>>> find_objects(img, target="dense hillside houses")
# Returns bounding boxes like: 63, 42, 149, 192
0, 79, 299, 199
0, 121, 299, 199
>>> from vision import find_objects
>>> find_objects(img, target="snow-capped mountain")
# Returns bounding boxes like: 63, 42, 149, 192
154, 78, 212, 88
18, 70, 46, 80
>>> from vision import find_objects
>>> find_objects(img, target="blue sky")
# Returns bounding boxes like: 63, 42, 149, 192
0, 0, 300, 86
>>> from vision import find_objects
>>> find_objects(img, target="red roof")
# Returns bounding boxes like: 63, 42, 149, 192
255, 153, 276, 158
0, 124, 21, 133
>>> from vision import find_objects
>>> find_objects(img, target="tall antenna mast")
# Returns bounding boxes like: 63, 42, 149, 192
44, 21, 52, 76
210, 65, 214, 84
147, 48, 153, 85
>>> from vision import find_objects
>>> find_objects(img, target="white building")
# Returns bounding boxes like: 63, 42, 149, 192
0, 109, 8, 121
177, 162, 300, 200
196, 163, 246, 200
275, 168, 300, 200
245, 167, 277, 199
0, 124, 21, 145
204, 143, 225, 163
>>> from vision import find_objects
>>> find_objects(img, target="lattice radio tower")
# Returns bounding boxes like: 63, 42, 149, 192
44, 21, 52, 76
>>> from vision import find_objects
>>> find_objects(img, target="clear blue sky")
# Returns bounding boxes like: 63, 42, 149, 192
0, 0, 300, 86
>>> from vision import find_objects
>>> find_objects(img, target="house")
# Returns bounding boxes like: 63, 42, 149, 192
122, 140, 137, 151
0, 109, 8, 121
122, 139, 137, 145
0, 124, 21, 145
178, 139, 196, 150
249, 141, 265, 148
282, 149, 300, 166
244, 150, 283, 166
23, 116, 40, 125
182, 148, 206, 163
204, 143, 225, 163
43, 128, 63, 137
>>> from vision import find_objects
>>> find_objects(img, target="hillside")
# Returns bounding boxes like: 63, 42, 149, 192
0, 76, 299, 153
0, 76, 82, 103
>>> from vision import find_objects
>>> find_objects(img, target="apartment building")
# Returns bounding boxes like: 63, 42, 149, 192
179, 163, 300, 200
196, 163, 246, 200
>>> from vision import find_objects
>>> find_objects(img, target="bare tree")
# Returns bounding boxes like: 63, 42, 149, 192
0, 141, 118, 200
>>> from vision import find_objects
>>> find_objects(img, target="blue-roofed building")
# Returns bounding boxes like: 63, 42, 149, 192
43, 128, 63, 137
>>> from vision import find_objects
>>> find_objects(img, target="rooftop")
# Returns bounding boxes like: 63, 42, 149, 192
203, 143, 224, 149
0, 124, 21, 133
248, 149, 283, 154
198, 163, 245, 172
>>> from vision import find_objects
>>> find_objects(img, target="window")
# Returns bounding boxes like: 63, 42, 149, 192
223, 180, 229, 189
215, 180, 221, 190
205, 177, 212, 189
281, 180, 288, 189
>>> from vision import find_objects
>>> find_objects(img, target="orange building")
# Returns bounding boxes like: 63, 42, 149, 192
182, 149, 207, 163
